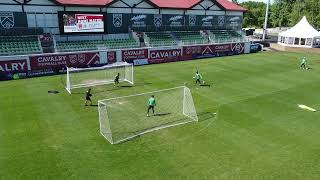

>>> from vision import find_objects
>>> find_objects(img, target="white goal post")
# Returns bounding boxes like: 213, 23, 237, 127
65, 62, 134, 94
98, 86, 198, 144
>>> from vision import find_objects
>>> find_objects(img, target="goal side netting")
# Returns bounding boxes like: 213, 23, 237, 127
66, 62, 134, 94
98, 86, 198, 144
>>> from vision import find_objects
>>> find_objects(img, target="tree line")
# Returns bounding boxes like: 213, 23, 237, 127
236, 0, 320, 29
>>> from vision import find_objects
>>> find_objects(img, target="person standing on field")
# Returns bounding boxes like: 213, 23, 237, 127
147, 95, 156, 117
300, 57, 307, 69
114, 73, 120, 85
194, 71, 203, 85
85, 88, 92, 106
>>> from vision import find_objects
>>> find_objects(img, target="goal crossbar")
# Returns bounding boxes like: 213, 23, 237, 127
98, 86, 198, 144
66, 62, 134, 94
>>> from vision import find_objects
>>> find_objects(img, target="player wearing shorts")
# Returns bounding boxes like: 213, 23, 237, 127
300, 57, 307, 69
114, 73, 120, 85
194, 71, 203, 85
85, 88, 92, 106
147, 95, 156, 117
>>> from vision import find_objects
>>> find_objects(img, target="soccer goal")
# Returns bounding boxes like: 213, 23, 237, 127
65, 62, 134, 94
98, 86, 198, 144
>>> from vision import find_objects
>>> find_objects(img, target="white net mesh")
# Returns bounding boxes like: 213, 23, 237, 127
98, 86, 198, 144
66, 62, 134, 94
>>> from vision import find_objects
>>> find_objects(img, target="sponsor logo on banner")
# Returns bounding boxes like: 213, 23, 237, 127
107, 51, 117, 63
122, 49, 148, 63
30, 52, 100, 70
218, 16, 225, 26
201, 16, 213, 27
189, 15, 196, 26
133, 59, 149, 66
113, 14, 122, 28
154, 14, 162, 28
231, 43, 244, 54
0, 12, 15, 29
149, 49, 182, 64
168, 15, 183, 27
0, 59, 27, 72
131, 15, 146, 28
183, 43, 244, 60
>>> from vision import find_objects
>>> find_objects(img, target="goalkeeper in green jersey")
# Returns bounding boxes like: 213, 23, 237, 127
147, 95, 156, 117
300, 57, 307, 69
194, 71, 203, 85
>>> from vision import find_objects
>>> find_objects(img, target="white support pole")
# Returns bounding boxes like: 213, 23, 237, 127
263, 0, 270, 41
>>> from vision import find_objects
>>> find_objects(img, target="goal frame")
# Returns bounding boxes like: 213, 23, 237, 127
65, 62, 134, 94
98, 86, 198, 144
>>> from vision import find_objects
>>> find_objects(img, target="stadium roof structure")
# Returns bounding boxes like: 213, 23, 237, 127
53, 0, 247, 11
54, 0, 113, 6
278, 16, 320, 48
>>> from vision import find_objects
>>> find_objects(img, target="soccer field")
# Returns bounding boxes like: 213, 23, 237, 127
2, 51, 320, 179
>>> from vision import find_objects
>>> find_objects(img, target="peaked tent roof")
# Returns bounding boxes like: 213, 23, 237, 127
279, 16, 320, 38
53, 0, 246, 11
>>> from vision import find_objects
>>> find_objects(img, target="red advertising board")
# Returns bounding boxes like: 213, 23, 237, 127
183, 43, 244, 60
30, 52, 100, 70
107, 51, 117, 64
0, 59, 28, 73
149, 49, 182, 64
122, 49, 148, 63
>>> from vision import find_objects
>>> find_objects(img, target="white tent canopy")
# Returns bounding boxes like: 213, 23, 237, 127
278, 16, 320, 48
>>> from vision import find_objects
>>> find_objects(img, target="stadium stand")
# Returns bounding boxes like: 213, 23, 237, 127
56, 38, 139, 52
174, 31, 208, 45
210, 30, 245, 43
0, 36, 42, 56
145, 32, 177, 47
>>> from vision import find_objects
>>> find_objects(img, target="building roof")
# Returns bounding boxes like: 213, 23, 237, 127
54, 0, 113, 6
53, 0, 246, 11
149, 0, 201, 9
215, 0, 247, 12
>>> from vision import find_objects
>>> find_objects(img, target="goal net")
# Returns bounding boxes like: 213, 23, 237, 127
98, 86, 198, 144
66, 62, 134, 94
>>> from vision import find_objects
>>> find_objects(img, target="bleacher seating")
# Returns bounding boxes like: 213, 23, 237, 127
210, 30, 244, 43
56, 38, 139, 52
0, 36, 42, 56
174, 31, 208, 45
145, 32, 177, 47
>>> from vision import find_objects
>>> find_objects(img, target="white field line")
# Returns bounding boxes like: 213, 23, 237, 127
298, 104, 317, 112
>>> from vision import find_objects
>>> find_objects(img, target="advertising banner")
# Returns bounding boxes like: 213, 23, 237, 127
0, 59, 28, 72
163, 14, 185, 30
61, 13, 105, 33
183, 43, 245, 60
122, 49, 148, 63
107, 13, 131, 33
149, 49, 182, 64
0, 12, 28, 29
107, 51, 117, 64
30, 52, 100, 70
225, 16, 243, 30
0, 59, 28, 80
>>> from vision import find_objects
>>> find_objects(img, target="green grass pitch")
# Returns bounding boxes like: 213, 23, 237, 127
1, 51, 320, 179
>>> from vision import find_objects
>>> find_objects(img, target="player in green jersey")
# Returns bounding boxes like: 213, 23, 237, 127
300, 57, 307, 69
147, 95, 156, 117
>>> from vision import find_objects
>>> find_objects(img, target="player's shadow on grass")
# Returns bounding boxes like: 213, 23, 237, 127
90, 104, 99, 107
154, 113, 171, 116
200, 84, 211, 87
197, 112, 217, 122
